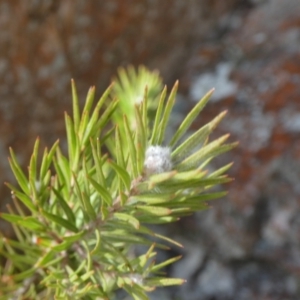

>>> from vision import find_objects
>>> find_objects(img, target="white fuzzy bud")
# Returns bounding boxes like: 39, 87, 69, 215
128, 273, 144, 285
144, 146, 172, 175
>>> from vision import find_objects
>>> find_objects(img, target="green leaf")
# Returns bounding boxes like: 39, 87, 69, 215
52, 231, 85, 252
175, 134, 231, 171
29, 138, 39, 185
35, 250, 55, 267
97, 98, 119, 129
136, 243, 156, 269
82, 83, 114, 147
146, 277, 186, 287
123, 286, 149, 300
169, 192, 227, 206
141, 87, 148, 138
65, 112, 79, 170
109, 160, 131, 191
148, 170, 177, 188
157, 81, 178, 144
8, 148, 30, 195
1, 237, 36, 252
171, 111, 227, 160
135, 105, 147, 172
123, 115, 138, 178
91, 228, 101, 254
114, 213, 140, 229
114, 126, 126, 169
82, 191, 97, 220
201, 142, 238, 164
72, 174, 90, 219
131, 192, 175, 205
12, 267, 36, 282
71, 79, 80, 132
150, 255, 182, 273
135, 205, 171, 216
102, 232, 151, 250
136, 214, 179, 224
54, 148, 71, 190
51, 241, 73, 252
138, 226, 183, 247
170, 88, 214, 147
152, 232, 183, 248
0, 213, 45, 231
41, 210, 78, 233
158, 176, 231, 191
170, 169, 207, 181
5, 183, 37, 213
113, 65, 162, 122
52, 187, 76, 223
65, 231, 86, 243
19, 219, 45, 232
39, 139, 59, 181
78, 86, 96, 140
88, 177, 113, 206
208, 162, 234, 178
90, 138, 106, 188
150, 86, 167, 145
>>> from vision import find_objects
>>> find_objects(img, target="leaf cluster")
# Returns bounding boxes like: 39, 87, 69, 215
0, 67, 236, 299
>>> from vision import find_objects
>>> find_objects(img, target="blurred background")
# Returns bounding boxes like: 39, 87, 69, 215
1, 0, 300, 299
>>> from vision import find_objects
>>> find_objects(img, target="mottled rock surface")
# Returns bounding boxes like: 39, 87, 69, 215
1, 0, 300, 299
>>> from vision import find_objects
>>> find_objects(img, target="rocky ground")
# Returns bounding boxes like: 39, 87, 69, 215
1, 1, 300, 299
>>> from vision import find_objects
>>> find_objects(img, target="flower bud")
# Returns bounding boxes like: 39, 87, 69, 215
144, 146, 172, 175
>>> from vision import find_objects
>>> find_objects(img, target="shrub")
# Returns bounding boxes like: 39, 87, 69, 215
0, 66, 237, 299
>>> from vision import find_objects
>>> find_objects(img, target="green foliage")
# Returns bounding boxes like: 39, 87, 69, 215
112, 65, 163, 129
0, 66, 237, 299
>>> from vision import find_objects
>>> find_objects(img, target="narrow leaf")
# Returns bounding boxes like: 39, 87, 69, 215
8, 148, 29, 195
170, 88, 214, 147
123, 115, 138, 178
115, 126, 126, 169
148, 170, 177, 188
146, 277, 186, 287
78, 86, 96, 139
88, 177, 113, 205
109, 160, 131, 191
175, 134, 230, 171
41, 210, 78, 233
71, 79, 80, 131
82, 191, 97, 220
150, 255, 182, 273
82, 83, 114, 146
135, 205, 171, 216
40, 139, 59, 181
1, 214, 45, 232
91, 228, 101, 254
5, 183, 37, 212
131, 193, 175, 204
135, 105, 147, 174
29, 138, 39, 185
171, 111, 227, 161
97, 98, 119, 129
150, 86, 167, 144
208, 162, 234, 178
157, 81, 178, 144
90, 138, 106, 187
65, 113, 79, 170
52, 187, 76, 223
114, 213, 140, 229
